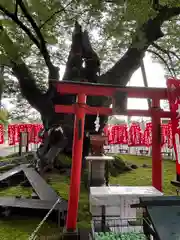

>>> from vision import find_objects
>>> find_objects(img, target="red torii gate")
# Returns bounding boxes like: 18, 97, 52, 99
53, 80, 172, 232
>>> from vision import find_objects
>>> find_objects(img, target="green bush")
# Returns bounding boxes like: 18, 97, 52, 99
94, 232, 147, 240
55, 153, 72, 168
108, 155, 132, 177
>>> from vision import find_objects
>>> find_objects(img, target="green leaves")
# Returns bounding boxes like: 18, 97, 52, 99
0, 0, 179, 120
0, 0, 14, 12
125, 0, 152, 23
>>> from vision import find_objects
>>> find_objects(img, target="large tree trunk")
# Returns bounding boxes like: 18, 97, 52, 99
1, 3, 180, 172
35, 22, 103, 170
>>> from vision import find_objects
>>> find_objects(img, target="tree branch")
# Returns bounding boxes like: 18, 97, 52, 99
0, 26, 54, 120
39, 1, 73, 29
152, 42, 175, 73
152, 42, 180, 61
0, 4, 40, 48
147, 49, 176, 77
12, 62, 54, 118
151, 0, 162, 11
14, 0, 18, 16
0, 66, 5, 105
40, 10, 64, 29
0, 3, 59, 81
18, 1, 59, 80
98, 5, 180, 85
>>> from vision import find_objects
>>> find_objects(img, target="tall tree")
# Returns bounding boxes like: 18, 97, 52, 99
0, 0, 180, 157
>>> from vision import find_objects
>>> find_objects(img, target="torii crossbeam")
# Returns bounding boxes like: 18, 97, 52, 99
53, 80, 171, 232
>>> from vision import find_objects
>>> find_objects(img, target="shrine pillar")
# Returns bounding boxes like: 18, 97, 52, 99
66, 93, 86, 232
151, 98, 162, 192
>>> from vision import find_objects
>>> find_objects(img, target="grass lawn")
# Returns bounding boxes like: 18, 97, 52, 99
0, 174, 90, 240
0, 154, 177, 239
111, 154, 177, 195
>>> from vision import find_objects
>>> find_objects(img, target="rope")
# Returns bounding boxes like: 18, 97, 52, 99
28, 198, 61, 240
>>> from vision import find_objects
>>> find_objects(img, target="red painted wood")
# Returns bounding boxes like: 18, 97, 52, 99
53, 81, 170, 232
55, 81, 168, 99
66, 93, 86, 231
55, 104, 172, 118
151, 99, 162, 191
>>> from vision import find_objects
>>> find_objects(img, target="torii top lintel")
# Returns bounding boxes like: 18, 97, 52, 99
52, 80, 168, 99
53, 81, 171, 118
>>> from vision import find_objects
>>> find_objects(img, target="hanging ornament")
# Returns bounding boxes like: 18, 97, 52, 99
94, 113, 100, 132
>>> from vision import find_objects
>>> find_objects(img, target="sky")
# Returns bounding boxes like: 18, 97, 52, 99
127, 53, 166, 110
119, 53, 168, 121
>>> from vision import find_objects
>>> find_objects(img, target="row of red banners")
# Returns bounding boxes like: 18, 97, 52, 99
7, 124, 43, 145
104, 122, 173, 148
8, 124, 43, 145
0, 122, 174, 148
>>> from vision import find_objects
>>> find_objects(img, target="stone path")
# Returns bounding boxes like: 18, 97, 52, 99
0, 143, 38, 157
0, 145, 16, 157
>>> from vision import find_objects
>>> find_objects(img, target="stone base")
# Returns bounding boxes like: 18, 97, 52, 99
62, 231, 79, 240
86, 156, 113, 188
62, 229, 91, 240
90, 178, 105, 187
91, 161, 105, 180
88, 158, 105, 187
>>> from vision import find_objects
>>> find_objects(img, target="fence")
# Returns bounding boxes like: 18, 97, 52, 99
92, 216, 148, 240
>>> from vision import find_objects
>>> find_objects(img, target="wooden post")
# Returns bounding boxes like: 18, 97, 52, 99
151, 98, 162, 191
19, 132, 22, 156
66, 93, 86, 232
19, 132, 28, 156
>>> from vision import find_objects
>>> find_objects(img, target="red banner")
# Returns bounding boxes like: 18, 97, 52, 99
107, 126, 113, 144
118, 124, 128, 145
167, 78, 180, 174
161, 124, 169, 147
0, 124, 4, 144
128, 123, 142, 146
8, 124, 15, 145
167, 122, 173, 149
112, 125, 119, 144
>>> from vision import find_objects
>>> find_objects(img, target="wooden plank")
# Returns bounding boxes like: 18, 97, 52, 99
23, 166, 59, 201
0, 197, 67, 225
0, 197, 67, 211
53, 80, 168, 99
141, 196, 180, 206
132, 196, 180, 208
0, 165, 24, 182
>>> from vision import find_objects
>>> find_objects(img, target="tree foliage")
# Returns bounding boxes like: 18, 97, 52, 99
0, 0, 179, 120
0, 107, 9, 126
